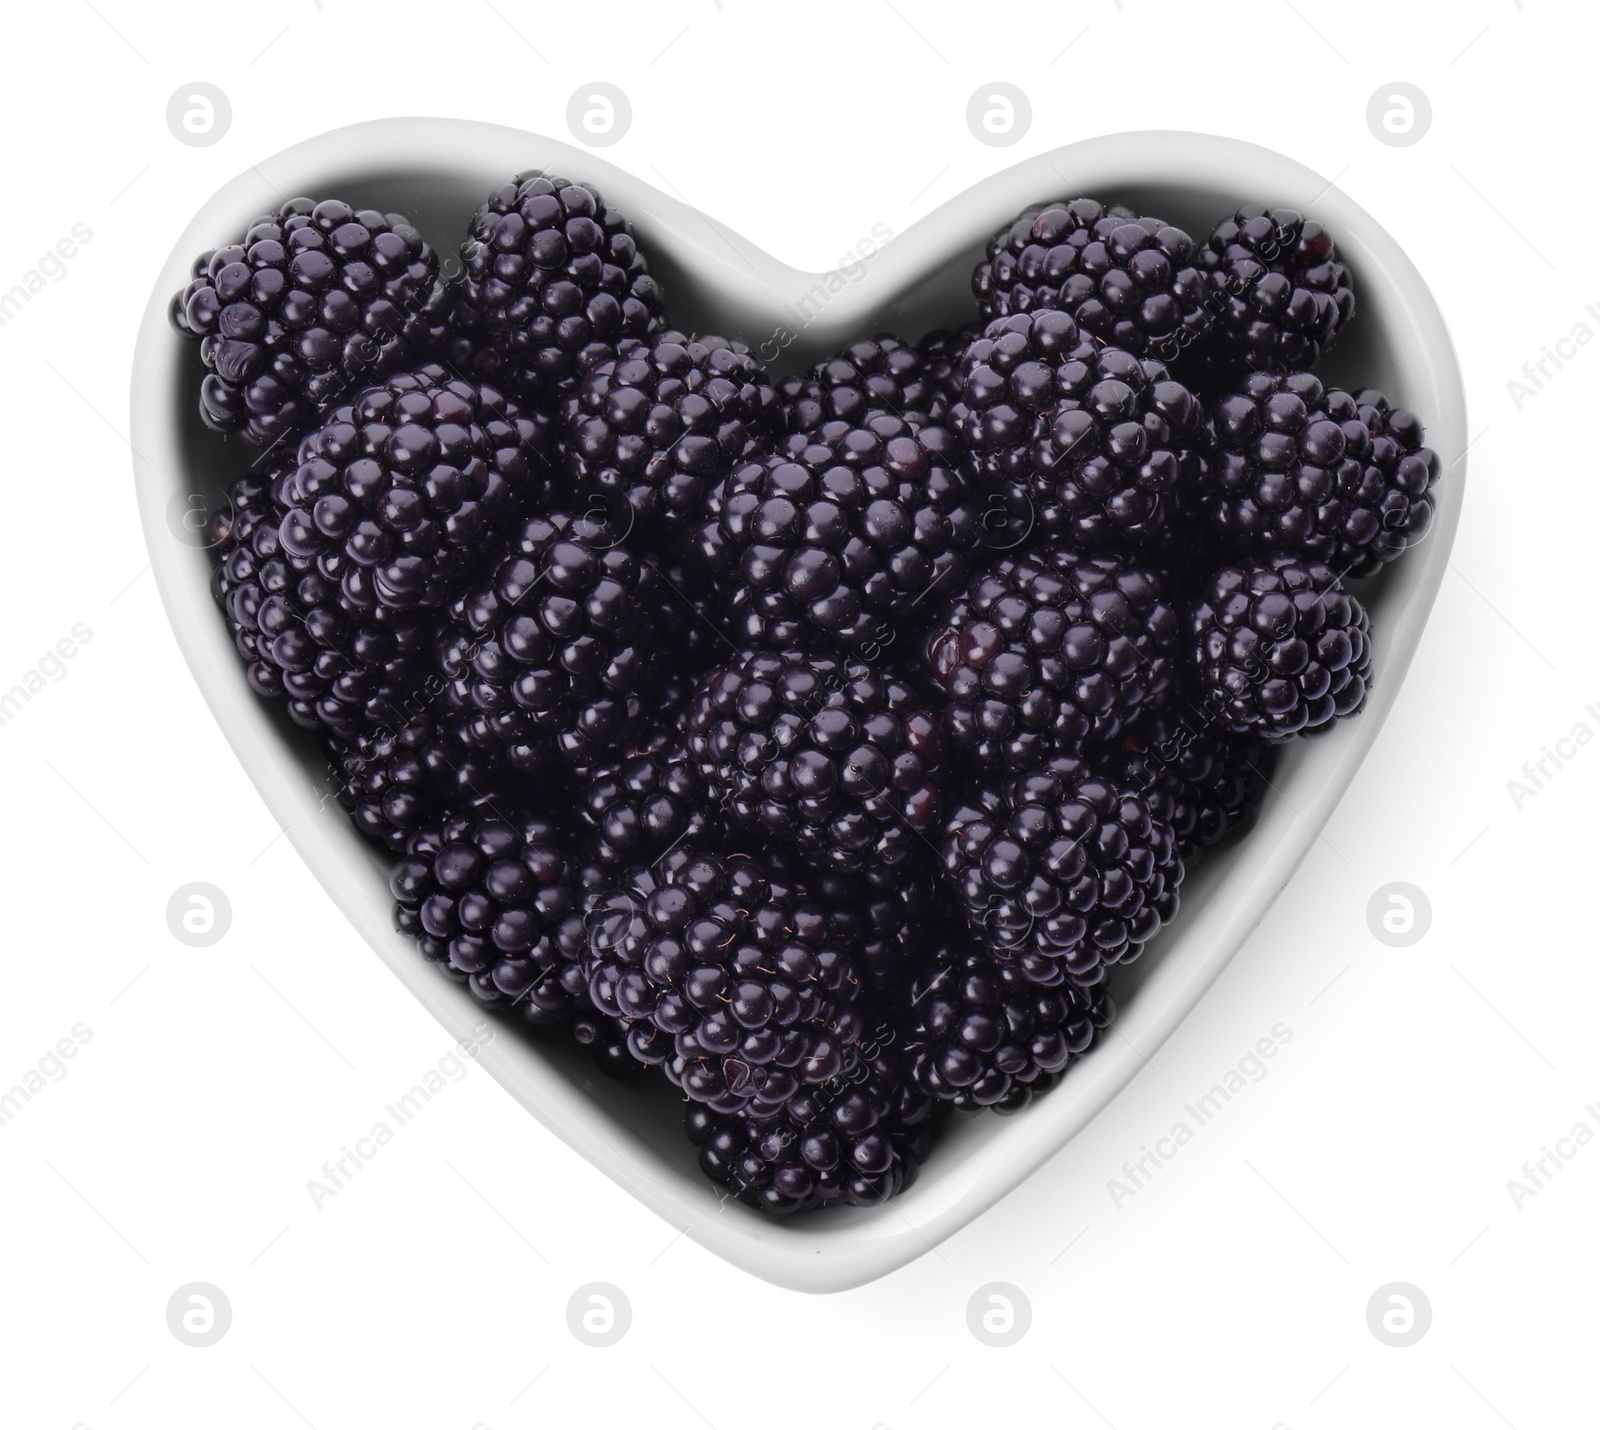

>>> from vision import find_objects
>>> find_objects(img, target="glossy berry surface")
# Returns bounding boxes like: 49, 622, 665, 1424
957, 314, 1208, 550
905, 936, 1114, 1111
438, 510, 663, 776
1199, 206, 1354, 374
172, 197, 437, 448
580, 732, 721, 873
943, 757, 1181, 983
278, 367, 550, 615
780, 335, 951, 432
1188, 556, 1372, 740
390, 812, 591, 1020
685, 648, 945, 885
686, 1046, 934, 1212
451, 171, 664, 407
1200, 371, 1439, 575
923, 541, 1179, 770
1096, 708, 1273, 857
210, 464, 435, 739
561, 330, 778, 549
973, 198, 1211, 360
585, 848, 868, 1116
705, 412, 978, 651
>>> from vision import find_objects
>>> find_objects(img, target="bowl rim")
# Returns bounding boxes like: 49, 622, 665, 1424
130, 119, 1467, 1293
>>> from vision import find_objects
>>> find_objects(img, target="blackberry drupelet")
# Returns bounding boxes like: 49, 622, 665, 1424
1200, 371, 1439, 574
580, 732, 722, 874
390, 812, 593, 1020
454, 172, 664, 408
1096, 708, 1274, 857
561, 331, 780, 549
438, 509, 664, 777
780, 335, 949, 432
209, 464, 436, 739
704, 412, 978, 651
1188, 556, 1372, 740
957, 314, 1208, 551
1199, 206, 1354, 375
923, 541, 1179, 771
943, 756, 1181, 983
585, 847, 868, 1116
972, 198, 1211, 360
685, 648, 945, 885
278, 367, 551, 615
172, 198, 438, 448
904, 936, 1115, 1112
685, 1046, 934, 1212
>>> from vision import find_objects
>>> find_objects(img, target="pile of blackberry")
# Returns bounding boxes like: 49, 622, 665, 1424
183, 175, 1439, 1215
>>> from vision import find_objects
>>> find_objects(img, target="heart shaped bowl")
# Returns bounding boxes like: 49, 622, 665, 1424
132, 120, 1466, 1293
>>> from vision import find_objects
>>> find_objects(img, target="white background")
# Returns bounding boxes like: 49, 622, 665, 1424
1, 1, 1592, 1425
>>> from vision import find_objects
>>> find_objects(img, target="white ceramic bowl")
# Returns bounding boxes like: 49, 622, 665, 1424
131, 120, 1466, 1293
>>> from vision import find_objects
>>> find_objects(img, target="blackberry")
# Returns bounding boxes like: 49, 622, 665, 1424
561, 331, 779, 550
779, 335, 948, 432
1200, 372, 1439, 575
957, 314, 1208, 551
923, 541, 1179, 771
438, 509, 663, 776
705, 412, 978, 651
1199, 206, 1354, 375
390, 812, 594, 1021
323, 708, 516, 852
904, 937, 1115, 1111
685, 649, 945, 885
585, 847, 868, 1115
277, 367, 551, 615
172, 198, 437, 448
454, 172, 664, 408
685, 1046, 934, 1212
570, 1006, 647, 1077
1096, 709, 1274, 857
943, 757, 1181, 984
209, 465, 435, 739
580, 733, 722, 874
1188, 557, 1372, 741
972, 198, 1210, 360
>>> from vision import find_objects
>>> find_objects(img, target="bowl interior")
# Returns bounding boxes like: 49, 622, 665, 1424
139, 122, 1465, 1292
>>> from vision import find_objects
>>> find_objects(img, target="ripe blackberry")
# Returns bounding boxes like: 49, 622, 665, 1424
580, 733, 722, 874
561, 331, 779, 549
323, 708, 516, 853
277, 367, 551, 615
454, 172, 664, 408
172, 198, 437, 448
943, 757, 1181, 984
438, 509, 663, 776
1096, 709, 1274, 857
1199, 206, 1354, 375
1189, 557, 1372, 741
685, 649, 945, 885
923, 542, 1179, 771
209, 465, 435, 739
957, 314, 1208, 551
705, 412, 978, 651
390, 812, 594, 1020
585, 847, 868, 1116
972, 198, 1210, 360
685, 1047, 934, 1212
904, 937, 1115, 1111
780, 335, 948, 432
1200, 372, 1440, 575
